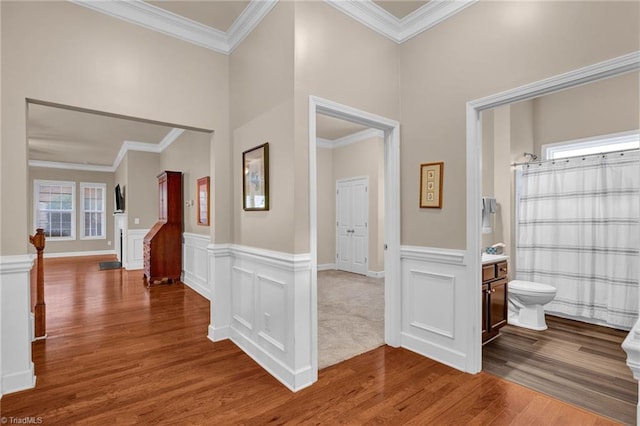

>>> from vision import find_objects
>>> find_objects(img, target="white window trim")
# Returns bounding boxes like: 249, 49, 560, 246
33, 179, 76, 241
542, 129, 640, 160
80, 182, 107, 240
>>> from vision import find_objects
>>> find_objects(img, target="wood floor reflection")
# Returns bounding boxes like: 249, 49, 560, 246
1, 256, 621, 424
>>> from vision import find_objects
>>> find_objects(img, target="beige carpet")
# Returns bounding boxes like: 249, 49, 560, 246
318, 270, 385, 369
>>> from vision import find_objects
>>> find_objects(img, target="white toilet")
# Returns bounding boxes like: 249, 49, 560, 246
508, 280, 557, 331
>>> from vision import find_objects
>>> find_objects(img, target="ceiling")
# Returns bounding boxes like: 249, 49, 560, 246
146, 1, 250, 32
373, 1, 429, 19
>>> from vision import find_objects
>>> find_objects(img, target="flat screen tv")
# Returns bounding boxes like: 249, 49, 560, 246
115, 184, 125, 213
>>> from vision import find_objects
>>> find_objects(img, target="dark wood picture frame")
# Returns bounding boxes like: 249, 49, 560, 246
243, 142, 269, 211
196, 176, 210, 226
419, 161, 444, 208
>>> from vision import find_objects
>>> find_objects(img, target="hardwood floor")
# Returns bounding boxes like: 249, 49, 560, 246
1, 256, 622, 425
483, 316, 636, 425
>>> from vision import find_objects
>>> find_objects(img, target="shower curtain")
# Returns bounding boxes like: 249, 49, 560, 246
516, 151, 639, 329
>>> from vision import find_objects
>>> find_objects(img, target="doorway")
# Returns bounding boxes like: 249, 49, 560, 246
308, 96, 401, 376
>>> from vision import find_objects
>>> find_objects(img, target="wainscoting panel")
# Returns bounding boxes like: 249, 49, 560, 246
0, 255, 36, 395
232, 266, 255, 332
125, 229, 148, 270
207, 245, 312, 392
182, 233, 210, 299
400, 246, 469, 371
408, 269, 455, 339
257, 274, 287, 352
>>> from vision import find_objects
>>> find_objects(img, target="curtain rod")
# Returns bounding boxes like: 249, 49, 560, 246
510, 148, 639, 168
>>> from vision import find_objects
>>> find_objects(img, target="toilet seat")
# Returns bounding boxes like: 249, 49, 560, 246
509, 280, 555, 294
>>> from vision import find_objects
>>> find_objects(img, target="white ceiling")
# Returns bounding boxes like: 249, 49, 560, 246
28, 104, 175, 168
316, 115, 369, 141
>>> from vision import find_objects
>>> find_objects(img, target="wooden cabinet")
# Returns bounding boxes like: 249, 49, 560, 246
482, 260, 508, 343
143, 171, 182, 285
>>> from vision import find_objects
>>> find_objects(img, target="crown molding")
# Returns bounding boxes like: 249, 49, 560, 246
227, 0, 279, 53
69, 0, 277, 55
398, 0, 478, 43
31, 128, 184, 172
324, 0, 477, 44
316, 128, 384, 149
28, 160, 115, 173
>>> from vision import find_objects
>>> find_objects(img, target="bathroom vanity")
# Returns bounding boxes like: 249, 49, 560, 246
482, 255, 508, 343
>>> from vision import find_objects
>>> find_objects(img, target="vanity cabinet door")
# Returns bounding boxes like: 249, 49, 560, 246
482, 284, 489, 340
489, 278, 508, 330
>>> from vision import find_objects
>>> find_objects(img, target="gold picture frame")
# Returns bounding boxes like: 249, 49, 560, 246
420, 162, 443, 208
243, 142, 269, 211
196, 176, 210, 226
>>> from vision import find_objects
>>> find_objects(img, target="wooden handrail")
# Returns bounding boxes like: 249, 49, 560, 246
29, 228, 46, 339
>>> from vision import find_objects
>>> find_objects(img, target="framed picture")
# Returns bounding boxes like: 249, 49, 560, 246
420, 162, 443, 208
243, 142, 269, 211
197, 176, 210, 226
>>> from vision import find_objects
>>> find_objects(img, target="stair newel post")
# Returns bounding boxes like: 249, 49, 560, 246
29, 228, 46, 339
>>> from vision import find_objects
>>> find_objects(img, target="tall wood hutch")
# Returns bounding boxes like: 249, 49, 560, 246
143, 171, 182, 285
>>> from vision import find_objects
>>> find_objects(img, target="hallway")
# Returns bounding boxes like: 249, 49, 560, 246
0, 256, 621, 424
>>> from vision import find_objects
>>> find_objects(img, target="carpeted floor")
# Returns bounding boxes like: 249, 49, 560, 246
318, 270, 384, 369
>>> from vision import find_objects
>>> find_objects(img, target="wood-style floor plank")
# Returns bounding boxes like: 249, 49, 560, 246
0, 256, 623, 425
483, 317, 636, 425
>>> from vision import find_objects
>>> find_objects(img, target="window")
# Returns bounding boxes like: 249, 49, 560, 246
34, 180, 75, 240
542, 130, 640, 160
80, 183, 106, 239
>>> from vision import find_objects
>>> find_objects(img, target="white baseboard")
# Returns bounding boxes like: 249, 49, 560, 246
367, 270, 385, 278
44, 249, 116, 259
208, 324, 229, 342
2, 363, 36, 395
317, 263, 336, 271
400, 332, 467, 371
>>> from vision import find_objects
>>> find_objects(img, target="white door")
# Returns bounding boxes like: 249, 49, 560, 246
336, 177, 368, 275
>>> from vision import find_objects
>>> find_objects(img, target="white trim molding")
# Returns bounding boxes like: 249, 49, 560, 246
466, 51, 640, 378
0, 255, 37, 395
324, 0, 477, 44
541, 129, 640, 160
71, 0, 472, 56
70, 0, 277, 55
309, 96, 402, 389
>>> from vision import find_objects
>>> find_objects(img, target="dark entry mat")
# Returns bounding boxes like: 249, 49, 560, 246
99, 261, 122, 270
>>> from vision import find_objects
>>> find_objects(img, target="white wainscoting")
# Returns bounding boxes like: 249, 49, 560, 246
207, 244, 313, 392
0, 255, 36, 395
124, 229, 148, 270
182, 233, 211, 299
400, 245, 469, 371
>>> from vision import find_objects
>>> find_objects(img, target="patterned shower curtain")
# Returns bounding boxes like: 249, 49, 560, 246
516, 151, 640, 329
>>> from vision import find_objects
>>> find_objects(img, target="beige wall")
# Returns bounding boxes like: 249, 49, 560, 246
1, 1, 230, 255
533, 71, 640, 154
231, 2, 295, 252
160, 130, 212, 235
293, 1, 399, 254
125, 151, 160, 230
28, 167, 115, 254
400, 0, 640, 250
317, 147, 335, 265
317, 137, 385, 271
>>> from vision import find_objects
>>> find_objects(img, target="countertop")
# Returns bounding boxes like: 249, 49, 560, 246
482, 253, 509, 265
